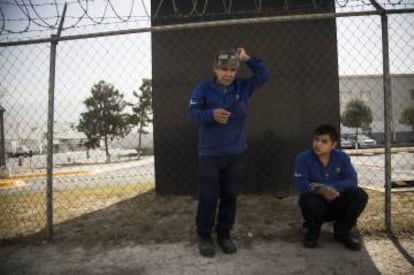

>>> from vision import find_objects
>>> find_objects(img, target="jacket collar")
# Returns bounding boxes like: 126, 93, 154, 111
208, 77, 238, 91
311, 148, 338, 160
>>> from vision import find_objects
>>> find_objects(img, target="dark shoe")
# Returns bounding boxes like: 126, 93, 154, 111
217, 234, 237, 254
198, 235, 215, 257
303, 231, 319, 248
334, 233, 361, 251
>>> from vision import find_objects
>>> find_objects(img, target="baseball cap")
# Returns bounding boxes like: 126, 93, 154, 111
214, 49, 240, 69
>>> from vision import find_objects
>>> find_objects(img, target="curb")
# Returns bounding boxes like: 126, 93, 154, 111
0, 170, 90, 189
362, 185, 414, 193
0, 179, 27, 189
3, 170, 91, 180
345, 146, 414, 156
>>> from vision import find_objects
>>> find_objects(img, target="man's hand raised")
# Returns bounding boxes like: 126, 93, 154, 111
237, 47, 250, 62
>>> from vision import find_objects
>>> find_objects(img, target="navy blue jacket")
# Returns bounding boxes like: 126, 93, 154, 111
189, 57, 269, 156
294, 148, 358, 194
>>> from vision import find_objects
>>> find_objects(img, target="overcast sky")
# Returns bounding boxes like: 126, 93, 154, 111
0, 0, 413, 140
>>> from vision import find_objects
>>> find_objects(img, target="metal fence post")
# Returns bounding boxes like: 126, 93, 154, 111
46, 34, 57, 241
370, 0, 393, 233
46, 3, 67, 241
381, 12, 393, 235
0, 105, 5, 169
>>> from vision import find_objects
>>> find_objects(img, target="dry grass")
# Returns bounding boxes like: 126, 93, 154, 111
1, 186, 413, 246
0, 183, 154, 241
359, 189, 414, 235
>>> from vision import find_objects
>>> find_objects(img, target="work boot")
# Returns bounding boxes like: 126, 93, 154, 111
303, 230, 319, 248
197, 234, 215, 257
217, 233, 237, 254
334, 232, 361, 251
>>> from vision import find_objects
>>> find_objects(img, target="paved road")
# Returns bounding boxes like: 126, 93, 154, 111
2, 150, 413, 195
351, 151, 414, 190
5, 149, 139, 175
0, 156, 154, 195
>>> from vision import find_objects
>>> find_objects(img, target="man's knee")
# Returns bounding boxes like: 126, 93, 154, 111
221, 184, 241, 200
356, 187, 368, 204
341, 187, 368, 210
343, 187, 368, 204
198, 189, 219, 205
299, 192, 324, 210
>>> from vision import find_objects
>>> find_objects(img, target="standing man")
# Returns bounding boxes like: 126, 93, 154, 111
294, 124, 369, 251
189, 47, 269, 257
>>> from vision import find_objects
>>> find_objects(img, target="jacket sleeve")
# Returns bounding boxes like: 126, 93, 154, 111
294, 154, 311, 194
328, 155, 358, 192
188, 84, 214, 126
244, 57, 270, 97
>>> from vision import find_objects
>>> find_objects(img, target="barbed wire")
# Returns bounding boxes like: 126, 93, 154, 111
0, 0, 412, 38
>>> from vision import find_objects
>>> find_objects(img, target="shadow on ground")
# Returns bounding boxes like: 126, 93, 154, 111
1, 190, 304, 247
6, 191, 412, 274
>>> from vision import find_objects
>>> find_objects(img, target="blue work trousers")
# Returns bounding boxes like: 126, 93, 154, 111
196, 154, 243, 237
299, 187, 368, 235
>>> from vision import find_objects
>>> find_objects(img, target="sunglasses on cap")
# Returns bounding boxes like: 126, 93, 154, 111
215, 50, 240, 69
217, 51, 239, 60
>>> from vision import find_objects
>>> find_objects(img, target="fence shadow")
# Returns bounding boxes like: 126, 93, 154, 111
388, 232, 414, 267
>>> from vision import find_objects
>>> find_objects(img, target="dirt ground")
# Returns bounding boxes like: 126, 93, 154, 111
1, 190, 413, 274
1, 234, 413, 274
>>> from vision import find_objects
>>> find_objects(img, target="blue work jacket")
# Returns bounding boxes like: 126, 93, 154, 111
294, 148, 358, 194
188, 57, 269, 156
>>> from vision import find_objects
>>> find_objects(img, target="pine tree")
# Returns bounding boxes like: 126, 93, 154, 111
77, 80, 131, 162
129, 78, 152, 158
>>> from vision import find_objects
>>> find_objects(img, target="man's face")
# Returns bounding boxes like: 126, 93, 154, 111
313, 134, 337, 156
214, 67, 237, 86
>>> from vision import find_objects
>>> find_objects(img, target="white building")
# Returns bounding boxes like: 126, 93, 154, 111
339, 74, 414, 143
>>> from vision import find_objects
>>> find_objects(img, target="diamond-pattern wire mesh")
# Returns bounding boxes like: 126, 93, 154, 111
387, 13, 414, 235
0, 34, 155, 240
337, 14, 414, 235
52, 34, 155, 238
1, 44, 50, 238
0, 11, 413, 241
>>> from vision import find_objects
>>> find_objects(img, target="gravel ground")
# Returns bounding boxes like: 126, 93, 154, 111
1, 235, 413, 275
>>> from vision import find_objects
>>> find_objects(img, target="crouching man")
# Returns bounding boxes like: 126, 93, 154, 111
294, 124, 368, 251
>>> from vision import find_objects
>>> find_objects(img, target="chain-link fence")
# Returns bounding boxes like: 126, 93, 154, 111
0, 1, 413, 247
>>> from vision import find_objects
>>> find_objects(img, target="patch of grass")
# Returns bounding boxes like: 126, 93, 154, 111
0, 182, 154, 240
358, 189, 414, 236
0, 179, 16, 188
0, 168, 8, 179
1, 186, 413, 245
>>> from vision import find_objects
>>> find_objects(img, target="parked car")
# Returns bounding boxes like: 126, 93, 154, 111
340, 137, 354, 149
10, 146, 31, 157
351, 134, 377, 148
